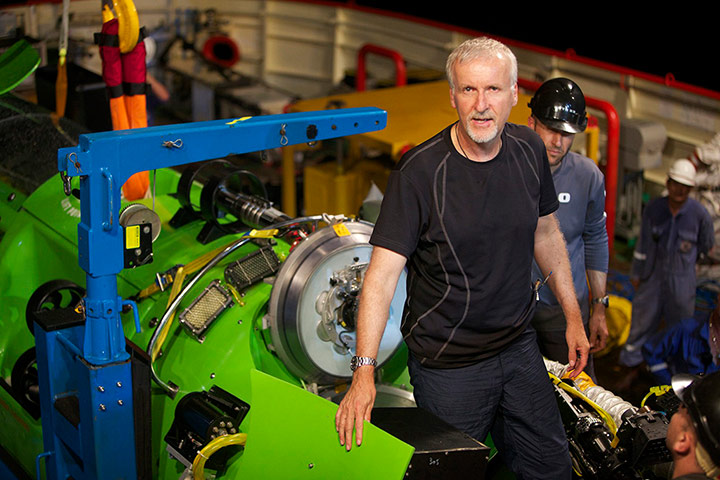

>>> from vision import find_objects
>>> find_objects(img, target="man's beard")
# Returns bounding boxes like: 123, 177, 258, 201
548, 150, 567, 168
463, 112, 499, 144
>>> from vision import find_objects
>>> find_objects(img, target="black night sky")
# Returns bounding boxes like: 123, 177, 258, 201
0, 0, 714, 92
356, 2, 717, 93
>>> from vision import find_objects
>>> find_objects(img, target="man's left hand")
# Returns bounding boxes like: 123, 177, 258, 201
588, 309, 609, 353
565, 320, 590, 378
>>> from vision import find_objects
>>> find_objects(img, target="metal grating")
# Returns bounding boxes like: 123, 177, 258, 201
224, 245, 280, 292
178, 280, 234, 341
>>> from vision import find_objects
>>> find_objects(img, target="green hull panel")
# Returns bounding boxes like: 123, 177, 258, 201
0, 168, 417, 479
234, 370, 413, 479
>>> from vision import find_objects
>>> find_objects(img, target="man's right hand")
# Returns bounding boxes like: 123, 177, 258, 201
334, 246, 406, 451
335, 367, 376, 451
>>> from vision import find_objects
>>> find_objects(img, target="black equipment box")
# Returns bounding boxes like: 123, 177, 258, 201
372, 407, 490, 479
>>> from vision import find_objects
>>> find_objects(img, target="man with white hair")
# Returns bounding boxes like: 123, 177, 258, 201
620, 159, 714, 370
335, 36, 589, 479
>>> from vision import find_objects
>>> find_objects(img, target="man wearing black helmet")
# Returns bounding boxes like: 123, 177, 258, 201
528, 78, 609, 378
667, 372, 720, 479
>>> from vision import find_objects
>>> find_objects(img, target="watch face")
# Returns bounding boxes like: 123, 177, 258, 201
593, 296, 609, 307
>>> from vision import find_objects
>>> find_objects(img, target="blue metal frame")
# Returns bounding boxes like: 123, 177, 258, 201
35, 108, 387, 479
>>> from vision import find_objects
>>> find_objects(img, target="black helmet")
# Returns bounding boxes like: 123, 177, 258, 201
672, 372, 720, 464
528, 77, 588, 134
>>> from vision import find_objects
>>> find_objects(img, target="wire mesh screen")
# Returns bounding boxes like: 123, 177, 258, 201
224, 245, 280, 291
178, 280, 234, 340
0, 93, 86, 195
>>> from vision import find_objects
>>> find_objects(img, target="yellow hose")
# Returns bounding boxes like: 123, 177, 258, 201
192, 433, 248, 480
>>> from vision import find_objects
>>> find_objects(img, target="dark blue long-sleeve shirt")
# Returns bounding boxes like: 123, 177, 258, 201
532, 152, 609, 315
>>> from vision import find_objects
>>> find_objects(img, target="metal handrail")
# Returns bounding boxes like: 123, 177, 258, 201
356, 43, 407, 92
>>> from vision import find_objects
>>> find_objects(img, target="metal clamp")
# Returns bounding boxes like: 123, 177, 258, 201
162, 139, 183, 149
533, 271, 553, 301
66, 151, 81, 173
59, 171, 72, 196
279, 124, 288, 146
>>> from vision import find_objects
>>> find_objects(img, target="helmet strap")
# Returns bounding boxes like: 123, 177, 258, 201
695, 442, 720, 479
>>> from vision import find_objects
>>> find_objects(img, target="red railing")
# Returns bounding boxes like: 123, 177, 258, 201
356, 43, 407, 92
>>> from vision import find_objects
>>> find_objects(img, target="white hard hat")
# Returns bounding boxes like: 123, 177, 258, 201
144, 36, 156, 65
668, 158, 696, 187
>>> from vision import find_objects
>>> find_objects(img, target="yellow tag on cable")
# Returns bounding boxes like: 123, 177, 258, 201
333, 223, 351, 237
247, 229, 278, 238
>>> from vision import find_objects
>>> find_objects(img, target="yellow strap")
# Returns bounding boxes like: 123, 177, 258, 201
137, 225, 285, 300
137, 241, 238, 299
151, 265, 186, 361
147, 239, 256, 359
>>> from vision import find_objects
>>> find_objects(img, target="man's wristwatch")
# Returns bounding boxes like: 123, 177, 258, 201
591, 295, 610, 308
350, 356, 377, 371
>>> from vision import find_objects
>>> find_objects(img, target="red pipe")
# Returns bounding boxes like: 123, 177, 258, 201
588, 97, 620, 255
519, 78, 619, 254
356, 43, 407, 92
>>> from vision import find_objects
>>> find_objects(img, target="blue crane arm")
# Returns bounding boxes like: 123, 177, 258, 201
56, 107, 387, 364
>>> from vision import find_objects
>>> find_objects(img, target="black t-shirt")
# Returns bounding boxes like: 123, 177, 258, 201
371, 123, 558, 368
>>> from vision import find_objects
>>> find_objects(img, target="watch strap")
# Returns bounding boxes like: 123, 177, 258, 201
351, 356, 377, 371
591, 295, 609, 307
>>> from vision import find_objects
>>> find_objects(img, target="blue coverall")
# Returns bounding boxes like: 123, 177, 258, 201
619, 195, 714, 367
642, 315, 719, 385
